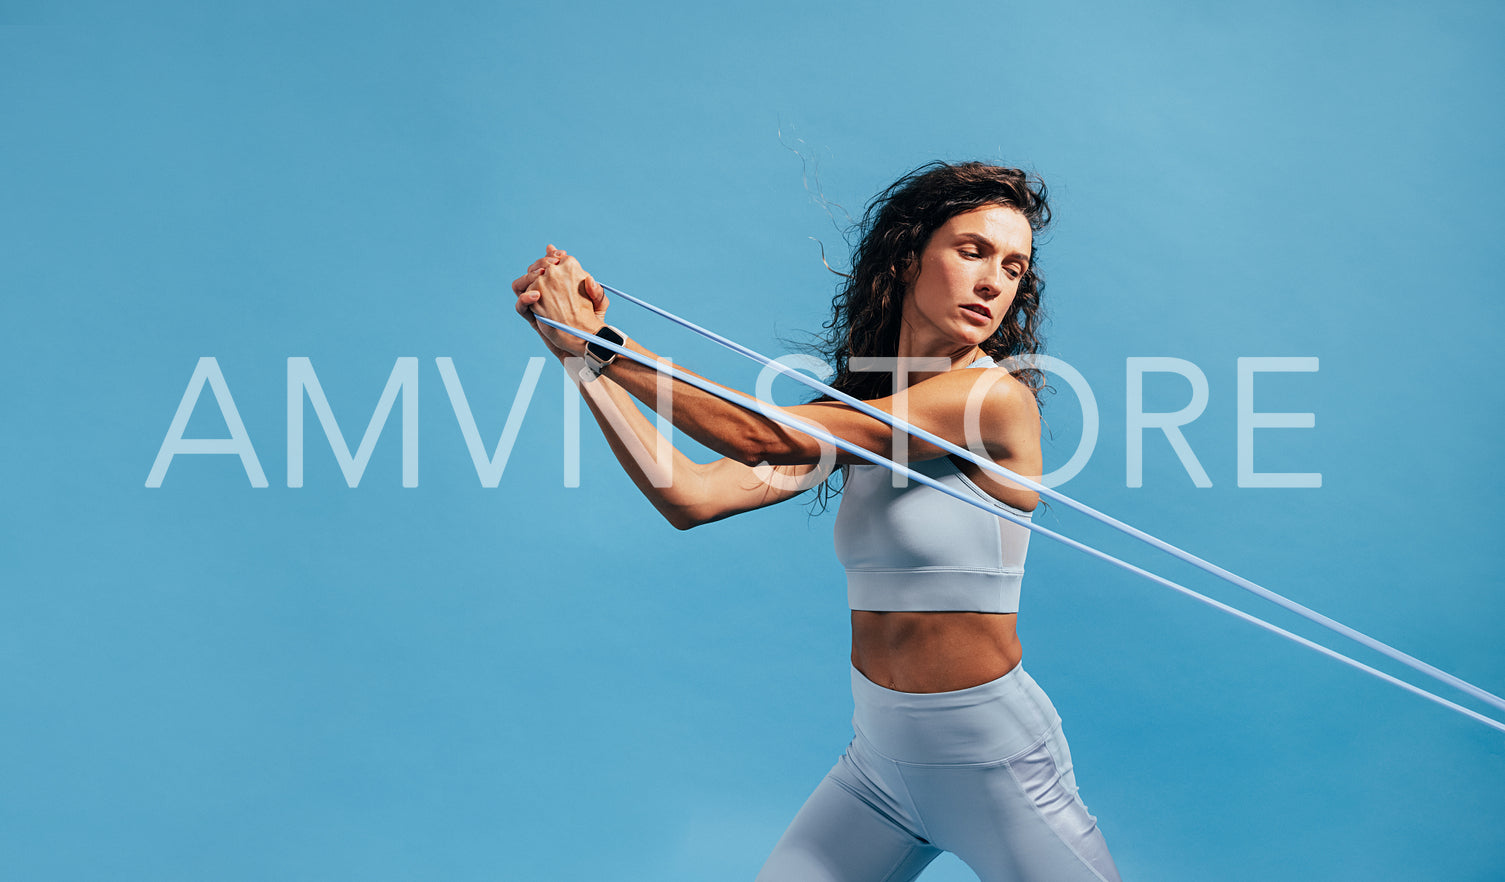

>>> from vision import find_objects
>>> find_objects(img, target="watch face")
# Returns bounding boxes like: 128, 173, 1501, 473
587, 326, 623, 362
586, 327, 623, 370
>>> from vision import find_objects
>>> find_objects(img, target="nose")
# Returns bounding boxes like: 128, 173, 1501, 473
976, 265, 1004, 299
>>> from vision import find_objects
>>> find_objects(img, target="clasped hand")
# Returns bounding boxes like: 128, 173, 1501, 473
511, 245, 609, 358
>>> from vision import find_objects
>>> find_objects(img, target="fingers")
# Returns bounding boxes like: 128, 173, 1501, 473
541, 253, 600, 301
578, 275, 607, 308
588, 277, 607, 309
530, 250, 566, 273
512, 246, 572, 295
540, 246, 568, 274
511, 244, 599, 327
514, 288, 540, 323
511, 258, 548, 296
512, 264, 549, 295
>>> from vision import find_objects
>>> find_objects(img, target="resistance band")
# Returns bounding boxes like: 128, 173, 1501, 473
531, 307, 1505, 734
596, 283, 1505, 718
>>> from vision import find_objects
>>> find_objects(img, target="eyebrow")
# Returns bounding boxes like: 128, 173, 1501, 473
955, 232, 1030, 269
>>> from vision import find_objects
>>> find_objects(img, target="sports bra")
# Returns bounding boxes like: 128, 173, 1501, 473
833, 358, 1033, 614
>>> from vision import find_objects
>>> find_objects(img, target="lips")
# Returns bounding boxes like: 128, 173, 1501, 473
961, 303, 992, 320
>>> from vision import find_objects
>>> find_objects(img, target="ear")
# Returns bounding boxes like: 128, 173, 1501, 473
900, 253, 919, 288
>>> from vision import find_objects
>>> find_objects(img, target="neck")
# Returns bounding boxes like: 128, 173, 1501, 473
893, 325, 984, 391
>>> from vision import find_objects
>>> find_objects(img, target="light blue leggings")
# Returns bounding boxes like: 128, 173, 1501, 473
756, 664, 1121, 882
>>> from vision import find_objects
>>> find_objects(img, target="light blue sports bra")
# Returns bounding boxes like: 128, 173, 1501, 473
833, 358, 1033, 614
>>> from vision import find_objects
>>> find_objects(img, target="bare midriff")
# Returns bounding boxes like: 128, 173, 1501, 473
850, 610, 1022, 693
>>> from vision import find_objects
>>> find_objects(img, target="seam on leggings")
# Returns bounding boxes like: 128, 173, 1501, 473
852, 721, 936, 845
1004, 743, 1112, 882
825, 773, 929, 846
880, 732, 1054, 769
875, 847, 931, 882
855, 716, 1049, 767
822, 774, 939, 882
887, 760, 935, 846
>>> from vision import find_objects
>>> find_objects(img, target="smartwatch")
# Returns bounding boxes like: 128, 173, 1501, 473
582, 325, 626, 379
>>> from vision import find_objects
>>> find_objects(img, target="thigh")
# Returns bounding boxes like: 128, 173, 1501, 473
756, 772, 940, 882
899, 729, 1121, 882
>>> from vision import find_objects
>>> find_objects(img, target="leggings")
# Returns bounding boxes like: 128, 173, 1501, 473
756, 664, 1121, 882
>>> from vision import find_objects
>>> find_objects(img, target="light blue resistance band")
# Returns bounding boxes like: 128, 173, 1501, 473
533, 303, 1505, 735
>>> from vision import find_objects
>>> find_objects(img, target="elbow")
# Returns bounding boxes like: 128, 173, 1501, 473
663, 497, 738, 531
661, 500, 710, 531
665, 508, 700, 531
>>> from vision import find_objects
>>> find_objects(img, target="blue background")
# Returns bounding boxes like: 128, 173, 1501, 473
3, 2, 1503, 879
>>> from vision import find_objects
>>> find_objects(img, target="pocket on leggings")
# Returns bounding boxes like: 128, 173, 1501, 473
1005, 725, 1083, 811
889, 728, 1079, 802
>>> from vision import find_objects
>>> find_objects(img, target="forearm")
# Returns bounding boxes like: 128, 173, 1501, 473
601, 338, 824, 467
572, 359, 711, 528
517, 250, 959, 466
519, 251, 829, 466
573, 357, 817, 528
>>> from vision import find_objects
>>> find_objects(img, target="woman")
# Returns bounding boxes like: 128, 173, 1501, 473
512, 161, 1121, 882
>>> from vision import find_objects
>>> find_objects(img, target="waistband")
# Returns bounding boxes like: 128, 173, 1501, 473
850, 662, 1062, 764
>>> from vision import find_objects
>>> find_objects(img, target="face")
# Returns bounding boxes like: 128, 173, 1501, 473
900, 204, 1033, 355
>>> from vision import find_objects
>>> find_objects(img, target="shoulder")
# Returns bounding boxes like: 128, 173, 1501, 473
910, 365, 1039, 422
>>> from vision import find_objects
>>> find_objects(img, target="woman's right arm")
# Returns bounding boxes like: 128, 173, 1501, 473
517, 252, 1027, 475
513, 248, 823, 529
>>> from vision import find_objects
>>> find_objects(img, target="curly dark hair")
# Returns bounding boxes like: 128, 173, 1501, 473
814, 160, 1052, 403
